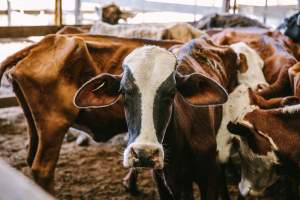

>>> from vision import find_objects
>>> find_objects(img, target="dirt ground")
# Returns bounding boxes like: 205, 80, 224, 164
0, 107, 294, 200
0, 107, 160, 200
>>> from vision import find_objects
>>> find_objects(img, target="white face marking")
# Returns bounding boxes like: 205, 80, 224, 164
230, 42, 267, 89
217, 42, 267, 163
238, 129, 279, 197
122, 46, 176, 168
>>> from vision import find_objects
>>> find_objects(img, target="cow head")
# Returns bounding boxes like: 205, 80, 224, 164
283, 12, 300, 43
74, 46, 228, 169
227, 121, 280, 197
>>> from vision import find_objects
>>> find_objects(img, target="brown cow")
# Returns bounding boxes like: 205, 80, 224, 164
211, 29, 299, 99
0, 34, 180, 193
98, 3, 135, 25
74, 37, 241, 199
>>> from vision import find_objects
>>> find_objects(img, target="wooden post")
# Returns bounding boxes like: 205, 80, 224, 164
222, 0, 230, 13
55, 0, 62, 26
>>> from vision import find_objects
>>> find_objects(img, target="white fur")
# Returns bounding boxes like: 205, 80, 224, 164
238, 131, 279, 196
122, 46, 176, 167
282, 104, 300, 114
217, 42, 267, 163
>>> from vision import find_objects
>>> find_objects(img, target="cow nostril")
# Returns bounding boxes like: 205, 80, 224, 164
152, 149, 160, 158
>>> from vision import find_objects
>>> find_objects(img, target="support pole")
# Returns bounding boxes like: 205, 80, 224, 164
55, 0, 62, 26
233, 0, 237, 14
7, 0, 11, 26
263, 0, 268, 24
75, 0, 81, 24
222, 0, 230, 13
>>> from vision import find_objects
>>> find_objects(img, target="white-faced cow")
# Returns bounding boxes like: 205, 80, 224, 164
74, 37, 242, 199
216, 42, 267, 164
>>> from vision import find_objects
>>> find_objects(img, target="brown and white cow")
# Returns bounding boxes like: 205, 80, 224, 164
211, 29, 298, 99
227, 104, 300, 198
74, 37, 242, 199
216, 42, 267, 164
225, 62, 300, 197
0, 34, 180, 193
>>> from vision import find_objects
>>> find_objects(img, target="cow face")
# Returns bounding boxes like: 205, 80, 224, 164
227, 121, 280, 197
74, 46, 228, 169
283, 12, 300, 43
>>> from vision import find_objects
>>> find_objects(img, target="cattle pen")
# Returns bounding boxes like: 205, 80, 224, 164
0, 0, 300, 199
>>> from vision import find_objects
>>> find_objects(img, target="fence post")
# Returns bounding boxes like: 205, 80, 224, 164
55, 0, 62, 26
75, 0, 82, 24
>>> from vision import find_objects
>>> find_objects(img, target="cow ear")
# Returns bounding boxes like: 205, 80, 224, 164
74, 73, 122, 108
238, 53, 248, 73
176, 72, 228, 106
227, 121, 254, 140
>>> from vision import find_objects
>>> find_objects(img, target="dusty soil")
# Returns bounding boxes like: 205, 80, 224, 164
0, 107, 292, 200
0, 107, 160, 200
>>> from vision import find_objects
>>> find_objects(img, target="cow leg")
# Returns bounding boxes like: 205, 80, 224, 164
123, 168, 139, 195
12, 82, 39, 167
197, 161, 220, 200
156, 168, 193, 200
153, 170, 174, 200
31, 117, 70, 194
219, 164, 230, 200
27, 125, 39, 167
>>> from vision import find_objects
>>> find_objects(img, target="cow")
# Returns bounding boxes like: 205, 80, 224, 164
211, 29, 299, 99
90, 21, 205, 42
249, 62, 300, 109
0, 34, 180, 193
96, 3, 135, 25
216, 42, 267, 164
227, 104, 300, 198
73, 37, 242, 199
277, 11, 300, 43
193, 13, 267, 30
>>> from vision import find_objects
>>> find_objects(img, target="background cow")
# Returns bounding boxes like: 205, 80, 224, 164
211, 29, 299, 99
193, 13, 267, 30
277, 11, 300, 43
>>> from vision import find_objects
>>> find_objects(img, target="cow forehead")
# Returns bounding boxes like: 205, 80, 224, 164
123, 46, 176, 89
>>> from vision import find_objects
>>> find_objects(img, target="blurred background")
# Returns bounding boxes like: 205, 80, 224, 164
0, 0, 299, 26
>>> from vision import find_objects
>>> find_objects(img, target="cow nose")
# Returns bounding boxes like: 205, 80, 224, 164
130, 147, 161, 169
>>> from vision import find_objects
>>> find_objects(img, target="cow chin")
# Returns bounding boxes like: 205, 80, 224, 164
123, 142, 164, 169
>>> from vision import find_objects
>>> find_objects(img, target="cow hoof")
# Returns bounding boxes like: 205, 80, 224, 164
76, 134, 90, 146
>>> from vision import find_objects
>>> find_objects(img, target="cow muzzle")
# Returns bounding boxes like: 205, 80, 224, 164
123, 143, 164, 169
239, 182, 265, 197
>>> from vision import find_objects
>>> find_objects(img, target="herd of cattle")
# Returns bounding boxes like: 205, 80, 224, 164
1, 11, 300, 200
